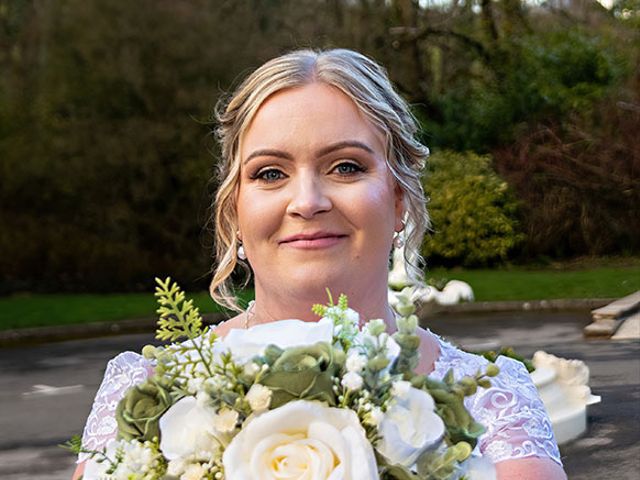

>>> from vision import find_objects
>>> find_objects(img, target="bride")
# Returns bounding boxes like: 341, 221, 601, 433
73, 49, 566, 479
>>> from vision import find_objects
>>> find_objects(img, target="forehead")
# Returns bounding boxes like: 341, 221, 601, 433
239, 83, 386, 158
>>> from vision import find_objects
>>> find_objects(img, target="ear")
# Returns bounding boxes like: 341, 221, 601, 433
393, 182, 405, 232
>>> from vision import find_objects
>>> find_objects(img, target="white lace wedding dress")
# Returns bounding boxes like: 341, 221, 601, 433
77, 331, 562, 467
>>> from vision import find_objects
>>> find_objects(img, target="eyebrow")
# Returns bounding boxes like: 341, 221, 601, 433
243, 140, 375, 165
316, 140, 375, 157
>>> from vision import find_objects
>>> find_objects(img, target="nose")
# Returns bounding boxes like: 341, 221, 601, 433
285, 172, 332, 219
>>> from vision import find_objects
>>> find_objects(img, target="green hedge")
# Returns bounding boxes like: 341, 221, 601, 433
422, 151, 524, 267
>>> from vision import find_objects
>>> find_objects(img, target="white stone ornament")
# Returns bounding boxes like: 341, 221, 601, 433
387, 240, 474, 306
530, 351, 601, 445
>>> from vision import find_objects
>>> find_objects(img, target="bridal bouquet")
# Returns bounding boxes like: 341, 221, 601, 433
68, 278, 499, 480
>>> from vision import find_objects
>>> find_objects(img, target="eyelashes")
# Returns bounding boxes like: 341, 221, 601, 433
249, 161, 366, 184
250, 168, 286, 183
332, 161, 365, 175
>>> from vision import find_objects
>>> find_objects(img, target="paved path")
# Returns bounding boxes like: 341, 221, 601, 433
0, 311, 638, 479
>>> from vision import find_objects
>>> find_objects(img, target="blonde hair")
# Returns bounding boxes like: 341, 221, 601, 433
210, 49, 429, 311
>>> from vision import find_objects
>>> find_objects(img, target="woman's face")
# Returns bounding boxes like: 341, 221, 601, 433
237, 83, 404, 300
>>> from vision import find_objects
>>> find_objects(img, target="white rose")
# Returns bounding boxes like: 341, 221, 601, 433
245, 384, 272, 412
377, 387, 445, 467
223, 400, 378, 480
159, 396, 226, 460
221, 318, 334, 362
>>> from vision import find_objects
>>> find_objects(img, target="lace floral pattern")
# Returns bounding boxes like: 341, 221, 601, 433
78, 334, 562, 467
78, 351, 154, 463
431, 334, 562, 466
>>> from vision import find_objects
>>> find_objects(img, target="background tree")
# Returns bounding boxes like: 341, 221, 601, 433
0, 0, 637, 293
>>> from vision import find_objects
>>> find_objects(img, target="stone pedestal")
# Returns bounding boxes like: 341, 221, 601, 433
531, 351, 601, 445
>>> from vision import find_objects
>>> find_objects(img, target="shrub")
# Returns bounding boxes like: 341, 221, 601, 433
421, 151, 524, 267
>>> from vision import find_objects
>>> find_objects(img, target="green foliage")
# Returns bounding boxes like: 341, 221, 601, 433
475, 347, 535, 373
421, 26, 629, 152
154, 277, 204, 342
422, 151, 524, 267
416, 442, 472, 480
116, 376, 174, 442
1, 0, 637, 294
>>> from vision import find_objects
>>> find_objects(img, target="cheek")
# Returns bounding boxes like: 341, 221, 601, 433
236, 188, 283, 245
342, 181, 397, 230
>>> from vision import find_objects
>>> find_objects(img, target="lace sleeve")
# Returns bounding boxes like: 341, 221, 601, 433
432, 337, 562, 467
78, 351, 154, 463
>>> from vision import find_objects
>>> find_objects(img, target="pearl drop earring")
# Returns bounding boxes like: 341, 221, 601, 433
237, 244, 247, 260
393, 232, 405, 249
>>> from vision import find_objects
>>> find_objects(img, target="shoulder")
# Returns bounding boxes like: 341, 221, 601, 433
212, 313, 246, 339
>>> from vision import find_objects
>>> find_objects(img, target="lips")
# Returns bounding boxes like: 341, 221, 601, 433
279, 232, 348, 249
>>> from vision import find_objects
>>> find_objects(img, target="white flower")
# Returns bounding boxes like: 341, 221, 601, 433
167, 458, 187, 476
346, 353, 367, 373
82, 439, 119, 479
195, 390, 210, 408
186, 376, 204, 395
221, 318, 334, 362
181, 463, 207, 480
353, 330, 400, 372
364, 406, 384, 426
83, 439, 161, 480
341, 371, 364, 391
344, 308, 360, 326
377, 387, 445, 467
212, 407, 239, 433
391, 380, 412, 399
223, 400, 378, 480
159, 396, 226, 461
245, 384, 272, 412
243, 362, 260, 377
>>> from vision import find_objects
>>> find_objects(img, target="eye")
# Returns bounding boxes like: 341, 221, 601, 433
251, 168, 286, 183
332, 161, 365, 176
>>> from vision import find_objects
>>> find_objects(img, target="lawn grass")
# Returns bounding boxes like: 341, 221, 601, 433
0, 290, 254, 331
426, 265, 640, 301
1, 264, 638, 331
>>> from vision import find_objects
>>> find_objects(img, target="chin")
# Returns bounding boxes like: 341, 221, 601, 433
281, 264, 355, 298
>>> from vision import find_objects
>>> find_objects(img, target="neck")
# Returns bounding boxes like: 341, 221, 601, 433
250, 278, 395, 330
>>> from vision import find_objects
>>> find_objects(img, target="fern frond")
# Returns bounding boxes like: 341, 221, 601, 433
154, 277, 204, 342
